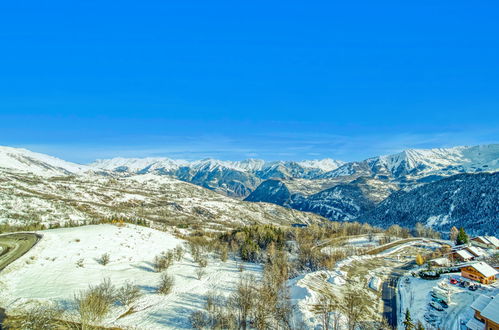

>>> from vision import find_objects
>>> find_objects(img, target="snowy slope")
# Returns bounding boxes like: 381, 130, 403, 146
358, 172, 499, 235
91, 157, 188, 173
297, 158, 345, 172
0, 170, 325, 229
0, 146, 90, 176
0, 224, 262, 329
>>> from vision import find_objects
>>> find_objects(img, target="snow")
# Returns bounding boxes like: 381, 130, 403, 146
430, 257, 450, 266
0, 146, 90, 176
90, 157, 188, 172
297, 159, 345, 172
466, 246, 486, 257
289, 270, 347, 329
455, 249, 474, 260
0, 224, 262, 329
90, 156, 345, 174
466, 316, 485, 330
369, 276, 382, 291
485, 236, 499, 247
371, 144, 499, 177
470, 293, 494, 311
346, 236, 380, 247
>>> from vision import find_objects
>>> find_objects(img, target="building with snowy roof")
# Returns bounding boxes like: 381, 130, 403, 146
460, 262, 498, 284
465, 246, 486, 258
453, 249, 474, 262
429, 257, 451, 267
472, 236, 499, 249
466, 293, 499, 330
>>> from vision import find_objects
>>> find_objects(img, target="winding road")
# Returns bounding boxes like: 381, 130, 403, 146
0, 232, 41, 329
382, 261, 417, 329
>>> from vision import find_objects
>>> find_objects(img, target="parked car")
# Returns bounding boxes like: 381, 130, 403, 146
450, 278, 458, 284
469, 285, 478, 291
429, 301, 444, 311
438, 300, 449, 308
431, 297, 449, 308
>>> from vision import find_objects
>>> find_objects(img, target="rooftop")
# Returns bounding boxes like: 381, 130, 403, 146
470, 294, 494, 312
466, 316, 485, 330
480, 294, 499, 324
485, 236, 499, 247
466, 246, 486, 257
456, 249, 474, 259
467, 262, 499, 278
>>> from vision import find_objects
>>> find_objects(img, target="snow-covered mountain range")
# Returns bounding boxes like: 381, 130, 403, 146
90, 157, 346, 197
243, 144, 499, 224
322, 144, 499, 180
1, 144, 498, 234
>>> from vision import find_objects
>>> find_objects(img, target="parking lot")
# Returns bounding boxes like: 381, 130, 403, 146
398, 272, 499, 329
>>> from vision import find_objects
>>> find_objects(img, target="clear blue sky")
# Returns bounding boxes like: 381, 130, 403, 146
1, 1, 498, 163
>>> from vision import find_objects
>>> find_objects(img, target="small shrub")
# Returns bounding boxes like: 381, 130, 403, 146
220, 244, 228, 262
97, 253, 110, 266
74, 278, 116, 323
3, 303, 62, 330
198, 258, 208, 268
157, 272, 174, 294
174, 245, 185, 261
189, 243, 201, 262
76, 258, 85, 268
196, 267, 206, 280
116, 281, 142, 306
154, 251, 174, 272
190, 310, 209, 329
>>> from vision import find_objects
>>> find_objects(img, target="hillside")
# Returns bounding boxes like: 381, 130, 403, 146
246, 177, 398, 221
0, 146, 90, 176
0, 224, 262, 329
0, 170, 325, 231
357, 172, 499, 235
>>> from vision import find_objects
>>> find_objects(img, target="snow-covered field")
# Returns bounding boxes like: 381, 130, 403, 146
0, 224, 262, 329
398, 273, 499, 330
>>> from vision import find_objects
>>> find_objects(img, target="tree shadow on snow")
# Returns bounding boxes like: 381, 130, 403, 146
131, 262, 156, 273
148, 292, 207, 328
137, 285, 157, 293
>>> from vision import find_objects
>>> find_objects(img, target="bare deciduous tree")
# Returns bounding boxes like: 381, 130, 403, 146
157, 272, 174, 294
342, 285, 369, 330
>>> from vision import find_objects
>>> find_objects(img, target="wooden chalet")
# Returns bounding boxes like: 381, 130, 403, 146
461, 262, 498, 285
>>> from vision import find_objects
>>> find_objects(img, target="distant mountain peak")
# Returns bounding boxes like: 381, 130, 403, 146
0, 145, 89, 176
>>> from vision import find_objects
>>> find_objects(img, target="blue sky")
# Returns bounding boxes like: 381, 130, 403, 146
0, 1, 498, 163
